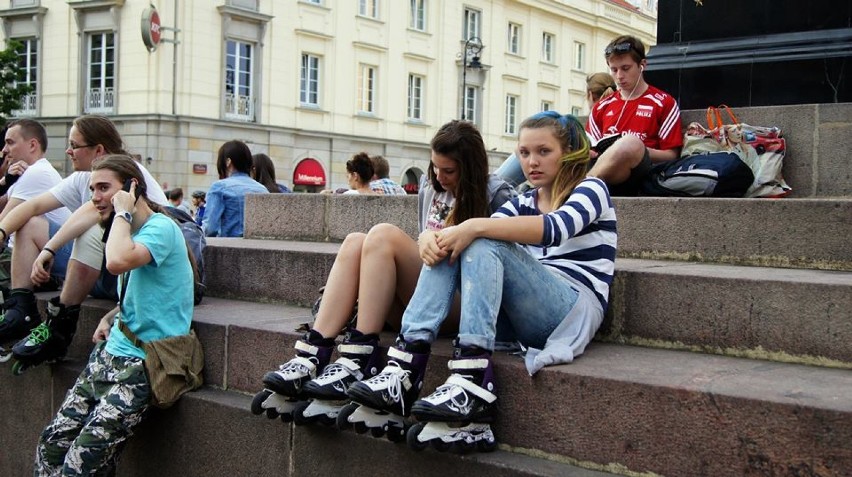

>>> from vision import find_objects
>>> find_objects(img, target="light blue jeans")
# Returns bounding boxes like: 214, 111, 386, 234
401, 238, 580, 351
493, 153, 526, 189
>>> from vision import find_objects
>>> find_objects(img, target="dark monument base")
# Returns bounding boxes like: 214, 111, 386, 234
648, 0, 852, 109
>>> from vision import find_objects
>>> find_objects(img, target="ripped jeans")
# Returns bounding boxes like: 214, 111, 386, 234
400, 238, 581, 351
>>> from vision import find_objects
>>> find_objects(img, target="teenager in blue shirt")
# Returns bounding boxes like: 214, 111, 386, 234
202, 140, 268, 237
35, 155, 194, 475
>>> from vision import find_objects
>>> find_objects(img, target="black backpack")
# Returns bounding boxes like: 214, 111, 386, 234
164, 207, 207, 305
639, 152, 755, 197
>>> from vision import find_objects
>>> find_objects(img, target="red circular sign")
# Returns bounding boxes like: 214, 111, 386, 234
141, 6, 161, 51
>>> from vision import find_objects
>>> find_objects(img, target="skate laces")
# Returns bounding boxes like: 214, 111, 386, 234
366, 361, 412, 414
428, 373, 472, 410
316, 357, 360, 380
277, 356, 317, 378
27, 323, 51, 345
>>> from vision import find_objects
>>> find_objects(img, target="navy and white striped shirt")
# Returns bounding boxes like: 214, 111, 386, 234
492, 177, 617, 311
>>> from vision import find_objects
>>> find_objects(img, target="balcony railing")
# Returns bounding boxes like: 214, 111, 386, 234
12, 93, 37, 117
85, 87, 115, 114
224, 92, 255, 121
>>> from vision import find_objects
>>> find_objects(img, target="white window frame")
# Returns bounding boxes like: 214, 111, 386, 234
574, 41, 586, 71
85, 32, 115, 114
303, 0, 322, 4
358, 64, 377, 114
407, 74, 424, 121
571, 106, 582, 116
541, 100, 552, 112
409, 0, 426, 31
13, 38, 38, 116
505, 94, 518, 135
224, 39, 255, 121
463, 8, 480, 40
359, 0, 379, 19
542, 32, 555, 63
300, 53, 320, 107
507, 22, 521, 55
463, 85, 479, 124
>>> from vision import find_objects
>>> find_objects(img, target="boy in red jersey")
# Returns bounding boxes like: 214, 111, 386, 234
586, 35, 683, 196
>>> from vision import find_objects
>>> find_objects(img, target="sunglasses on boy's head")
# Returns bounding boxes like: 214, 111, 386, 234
605, 41, 643, 59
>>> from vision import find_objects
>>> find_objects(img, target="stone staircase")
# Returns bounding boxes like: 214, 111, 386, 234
1, 103, 850, 476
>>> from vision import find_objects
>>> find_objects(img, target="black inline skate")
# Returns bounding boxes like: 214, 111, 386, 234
296, 330, 383, 426
0, 288, 41, 364
251, 330, 334, 422
339, 337, 430, 442
406, 347, 498, 453
11, 297, 79, 375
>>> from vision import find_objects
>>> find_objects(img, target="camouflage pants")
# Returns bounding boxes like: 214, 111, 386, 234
35, 341, 150, 477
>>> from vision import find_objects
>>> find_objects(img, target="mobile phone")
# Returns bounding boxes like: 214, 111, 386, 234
123, 178, 141, 199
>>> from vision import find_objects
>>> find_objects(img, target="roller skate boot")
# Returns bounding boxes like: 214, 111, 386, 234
339, 336, 430, 442
297, 330, 382, 426
407, 346, 498, 453
0, 289, 40, 364
11, 297, 79, 375
251, 330, 334, 422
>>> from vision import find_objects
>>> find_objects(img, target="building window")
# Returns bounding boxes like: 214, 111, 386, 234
13, 38, 38, 116
463, 8, 480, 40
574, 41, 586, 70
303, 0, 322, 4
542, 32, 554, 63
572, 106, 582, 116
227, 0, 258, 9
359, 0, 379, 19
505, 95, 517, 135
300, 54, 320, 107
407, 74, 423, 121
463, 85, 478, 123
541, 100, 552, 112
507, 23, 521, 55
85, 32, 115, 114
358, 64, 376, 114
224, 40, 254, 121
409, 0, 426, 31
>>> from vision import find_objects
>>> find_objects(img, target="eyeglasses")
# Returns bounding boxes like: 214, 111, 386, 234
67, 143, 93, 150
605, 41, 643, 58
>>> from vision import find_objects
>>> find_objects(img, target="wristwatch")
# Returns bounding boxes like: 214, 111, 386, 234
115, 211, 132, 224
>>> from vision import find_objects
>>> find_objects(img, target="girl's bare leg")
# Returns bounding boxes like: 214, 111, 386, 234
311, 233, 366, 338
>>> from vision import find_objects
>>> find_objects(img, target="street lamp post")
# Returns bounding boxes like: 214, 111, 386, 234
461, 36, 483, 121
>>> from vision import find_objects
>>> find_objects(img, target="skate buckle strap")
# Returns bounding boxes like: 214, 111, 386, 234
294, 340, 321, 356
447, 358, 490, 371
446, 374, 497, 404
387, 346, 414, 363
278, 355, 317, 377
47, 301, 61, 317
337, 343, 373, 355
315, 357, 362, 383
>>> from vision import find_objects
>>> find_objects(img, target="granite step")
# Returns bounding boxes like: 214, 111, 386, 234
243, 194, 852, 271
5, 296, 850, 476
203, 240, 852, 366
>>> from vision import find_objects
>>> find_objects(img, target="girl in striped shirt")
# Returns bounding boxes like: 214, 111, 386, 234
345, 111, 617, 451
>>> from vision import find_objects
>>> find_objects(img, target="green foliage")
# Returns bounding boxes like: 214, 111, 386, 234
0, 39, 34, 127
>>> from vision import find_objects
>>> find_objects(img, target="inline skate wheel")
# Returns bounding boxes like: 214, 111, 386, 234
387, 425, 406, 443
477, 437, 498, 453
370, 426, 385, 438
406, 423, 428, 451
250, 390, 272, 415
353, 421, 368, 434
265, 407, 279, 420
280, 411, 295, 423
336, 402, 358, 431
12, 360, 25, 376
432, 438, 450, 452
292, 401, 312, 426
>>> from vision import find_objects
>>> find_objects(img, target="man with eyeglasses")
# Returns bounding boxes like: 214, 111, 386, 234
0, 116, 167, 370
586, 35, 683, 196
0, 119, 72, 357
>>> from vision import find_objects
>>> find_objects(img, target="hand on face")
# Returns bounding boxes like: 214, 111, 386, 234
111, 180, 138, 213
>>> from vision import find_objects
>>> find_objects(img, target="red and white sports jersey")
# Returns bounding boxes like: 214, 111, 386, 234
586, 84, 683, 151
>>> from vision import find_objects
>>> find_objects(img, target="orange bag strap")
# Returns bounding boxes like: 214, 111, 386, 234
706, 105, 740, 129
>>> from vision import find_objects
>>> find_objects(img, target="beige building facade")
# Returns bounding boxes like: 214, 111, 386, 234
0, 0, 655, 193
